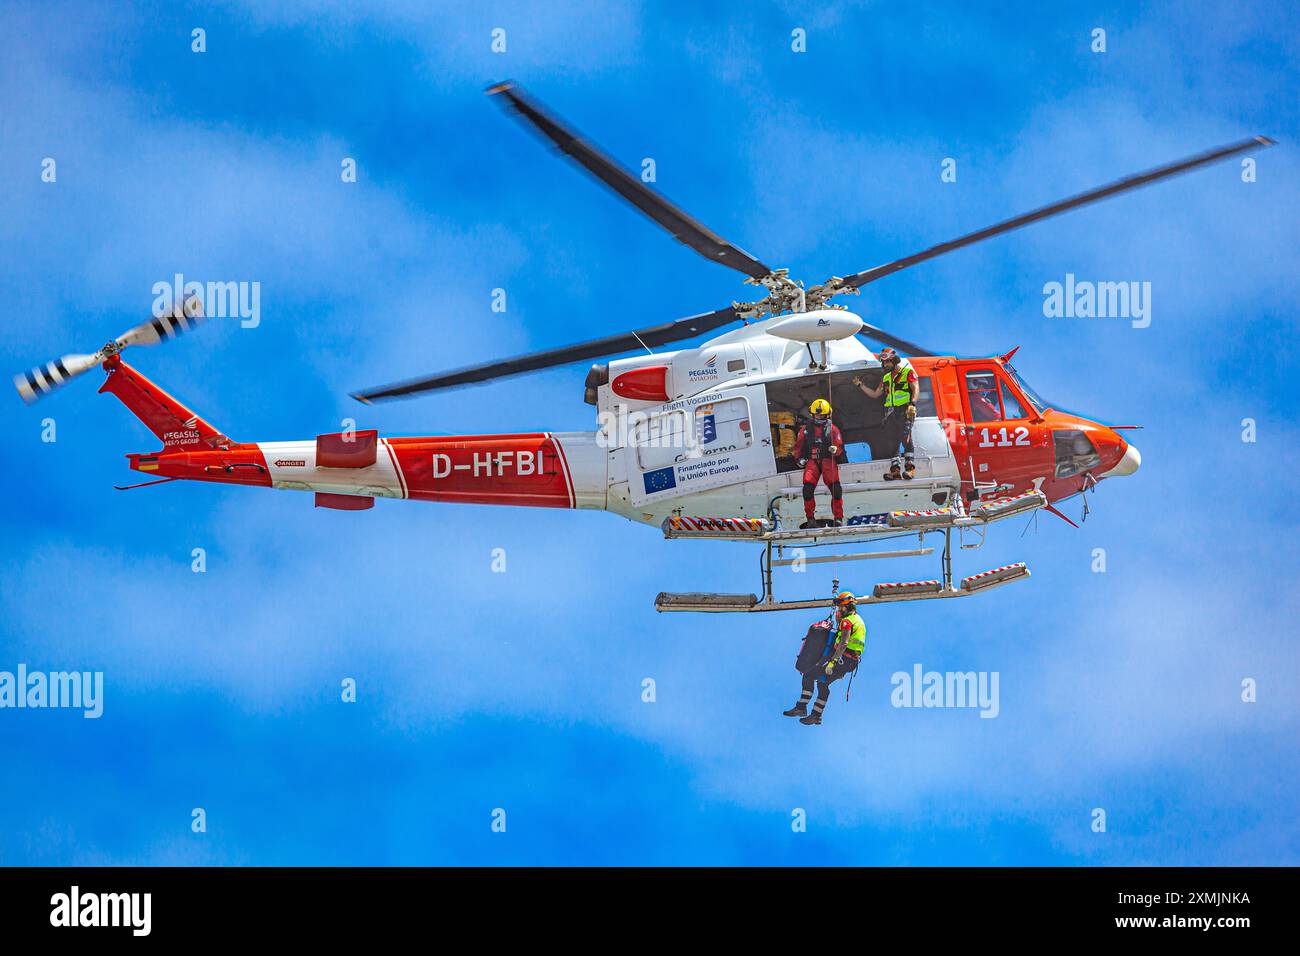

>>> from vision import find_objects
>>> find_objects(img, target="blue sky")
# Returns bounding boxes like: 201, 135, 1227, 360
1, 0, 1297, 865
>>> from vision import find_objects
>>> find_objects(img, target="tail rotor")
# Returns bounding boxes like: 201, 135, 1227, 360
13, 295, 205, 403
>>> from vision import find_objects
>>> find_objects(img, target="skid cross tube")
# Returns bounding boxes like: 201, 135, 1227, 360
771, 547, 933, 568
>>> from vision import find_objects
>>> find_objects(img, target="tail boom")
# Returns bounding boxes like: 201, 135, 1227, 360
105, 358, 606, 509
129, 433, 604, 508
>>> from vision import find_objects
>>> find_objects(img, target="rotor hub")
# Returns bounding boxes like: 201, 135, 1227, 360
733, 270, 859, 321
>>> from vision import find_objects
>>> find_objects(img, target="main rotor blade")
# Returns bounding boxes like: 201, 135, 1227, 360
352, 306, 739, 403
487, 81, 773, 280
856, 323, 935, 357
841, 135, 1276, 290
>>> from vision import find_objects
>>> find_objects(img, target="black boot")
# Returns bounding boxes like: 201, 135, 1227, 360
903, 463, 916, 480
799, 711, 822, 725
799, 519, 818, 530
785, 690, 812, 717
884, 465, 902, 481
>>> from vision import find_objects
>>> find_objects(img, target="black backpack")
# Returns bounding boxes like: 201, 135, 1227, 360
796, 621, 835, 675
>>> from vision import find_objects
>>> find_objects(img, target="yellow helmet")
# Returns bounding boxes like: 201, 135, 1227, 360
810, 399, 832, 417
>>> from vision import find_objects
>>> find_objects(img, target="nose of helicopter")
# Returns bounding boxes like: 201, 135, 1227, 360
1101, 436, 1141, 478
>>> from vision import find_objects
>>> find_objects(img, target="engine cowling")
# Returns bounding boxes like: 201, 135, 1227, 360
610, 365, 670, 403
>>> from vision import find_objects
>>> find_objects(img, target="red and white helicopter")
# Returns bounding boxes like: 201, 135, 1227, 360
15, 82, 1272, 613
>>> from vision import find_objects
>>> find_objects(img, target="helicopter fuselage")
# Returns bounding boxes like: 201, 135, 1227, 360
106, 311, 1139, 526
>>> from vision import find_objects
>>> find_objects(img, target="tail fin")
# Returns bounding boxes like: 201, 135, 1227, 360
98, 356, 230, 450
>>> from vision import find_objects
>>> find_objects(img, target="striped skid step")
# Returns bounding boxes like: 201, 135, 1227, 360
872, 579, 943, 599
960, 562, 1030, 592
888, 508, 955, 529
971, 492, 1046, 520
664, 515, 769, 535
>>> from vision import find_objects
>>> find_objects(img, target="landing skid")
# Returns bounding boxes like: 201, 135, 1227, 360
660, 490, 1046, 545
654, 492, 1044, 613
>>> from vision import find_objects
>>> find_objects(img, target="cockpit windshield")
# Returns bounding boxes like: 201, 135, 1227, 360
1004, 364, 1049, 414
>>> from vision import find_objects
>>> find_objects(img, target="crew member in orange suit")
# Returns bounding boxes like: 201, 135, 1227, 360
795, 399, 844, 529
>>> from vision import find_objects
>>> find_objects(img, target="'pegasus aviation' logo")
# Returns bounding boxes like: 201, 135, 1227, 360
688, 354, 719, 379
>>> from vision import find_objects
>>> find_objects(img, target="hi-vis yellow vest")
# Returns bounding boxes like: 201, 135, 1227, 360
841, 612, 866, 654
882, 367, 913, 409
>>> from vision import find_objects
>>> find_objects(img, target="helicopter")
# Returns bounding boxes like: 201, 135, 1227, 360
14, 81, 1273, 613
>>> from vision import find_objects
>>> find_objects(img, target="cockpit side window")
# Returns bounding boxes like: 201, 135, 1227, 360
965, 371, 1002, 423
1005, 364, 1048, 413
998, 381, 1028, 420
914, 375, 936, 417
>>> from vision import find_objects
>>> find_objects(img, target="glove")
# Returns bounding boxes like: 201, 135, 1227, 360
852, 376, 863, 386
828, 445, 838, 455
824, 661, 835, 676
906, 404, 917, 421
797, 458, 807, 467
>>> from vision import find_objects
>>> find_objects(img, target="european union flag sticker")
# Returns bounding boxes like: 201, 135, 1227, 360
643, 466, 677, 495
